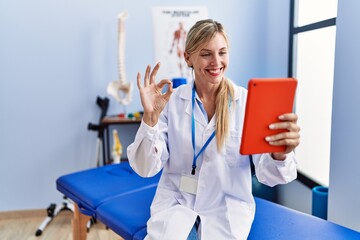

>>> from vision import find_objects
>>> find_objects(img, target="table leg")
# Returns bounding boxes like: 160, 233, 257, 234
105, 125, 110, 165
101, 125, 107, 166
72, 204, 91, 240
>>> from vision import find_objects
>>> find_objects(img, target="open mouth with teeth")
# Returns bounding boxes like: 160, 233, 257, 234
207, 68, 224, 76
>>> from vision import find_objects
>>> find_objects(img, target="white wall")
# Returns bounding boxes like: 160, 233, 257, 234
277, 180, 312, 215
0, 0, 290, 211
328, 0, 360, 231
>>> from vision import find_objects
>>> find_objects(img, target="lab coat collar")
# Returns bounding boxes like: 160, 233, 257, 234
179, 79, 241, 100
180, 83, 208, 128
179, 80, 241, 127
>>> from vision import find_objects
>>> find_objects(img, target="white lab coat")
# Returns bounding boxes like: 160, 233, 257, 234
127, 81, 297, 240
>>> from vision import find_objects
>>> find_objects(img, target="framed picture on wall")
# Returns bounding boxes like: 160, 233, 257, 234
152, 6, 208, 81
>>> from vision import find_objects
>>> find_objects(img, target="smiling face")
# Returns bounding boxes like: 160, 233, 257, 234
185, 33, 229, 86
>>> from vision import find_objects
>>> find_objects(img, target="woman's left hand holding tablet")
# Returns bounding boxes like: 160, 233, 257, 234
265, 113, 301, 160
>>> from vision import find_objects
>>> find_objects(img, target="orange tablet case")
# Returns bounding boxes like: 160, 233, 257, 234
240, 78, 297, 155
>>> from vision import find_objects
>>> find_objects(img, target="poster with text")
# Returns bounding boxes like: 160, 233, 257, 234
152, 6, 208, 81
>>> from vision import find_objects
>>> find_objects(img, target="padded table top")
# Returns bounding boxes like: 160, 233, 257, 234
96, 186, 157, 240
100, 194, 360, 240
56, 162, 160, 216
248, 197, 360, 240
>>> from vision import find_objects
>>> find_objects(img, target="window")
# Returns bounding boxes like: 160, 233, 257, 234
296, 0, 337, 27
289, 0, 338, 187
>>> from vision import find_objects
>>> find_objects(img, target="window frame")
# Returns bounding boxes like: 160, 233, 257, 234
288, 0, 337, 189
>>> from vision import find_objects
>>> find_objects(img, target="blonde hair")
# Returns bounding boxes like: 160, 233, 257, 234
185, 19, 234, 151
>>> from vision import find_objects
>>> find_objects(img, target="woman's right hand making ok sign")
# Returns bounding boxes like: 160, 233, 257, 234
137, 63, 173, 127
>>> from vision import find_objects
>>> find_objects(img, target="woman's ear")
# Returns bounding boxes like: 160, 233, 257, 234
184, 52, 192, 68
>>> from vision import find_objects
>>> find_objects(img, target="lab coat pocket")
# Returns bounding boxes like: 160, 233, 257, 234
225, 195, 255, 240
147, 205, 197, 240
224, 130, 242, 168
150, 188, 180, 215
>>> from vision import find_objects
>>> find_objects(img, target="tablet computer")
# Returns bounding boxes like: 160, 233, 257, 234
240, 78, 297, 155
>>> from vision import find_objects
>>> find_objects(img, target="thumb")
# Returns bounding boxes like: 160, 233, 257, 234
157, 79, 172, 89
163, 81, 173, 101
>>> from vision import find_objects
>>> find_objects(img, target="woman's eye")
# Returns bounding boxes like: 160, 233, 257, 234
201, 53, 211, 57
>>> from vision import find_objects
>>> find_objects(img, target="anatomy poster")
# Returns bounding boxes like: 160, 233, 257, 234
152, 6, 208, 81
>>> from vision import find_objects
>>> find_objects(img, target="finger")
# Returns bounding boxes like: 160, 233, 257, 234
265, 131, 300, 142
137, 72, 143, 89
157, 79, 172, 89
279, 113, 298, 122
269, 121, 300, 132
144, 65, 151, 86
268, 138, 300, 149
164, 81, 173, 100
150, 62, 161, 84
156, 79, 173, 101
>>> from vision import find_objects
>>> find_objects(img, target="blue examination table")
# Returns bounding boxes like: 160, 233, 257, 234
56, 162, 360, 240
56, 161, 160, 218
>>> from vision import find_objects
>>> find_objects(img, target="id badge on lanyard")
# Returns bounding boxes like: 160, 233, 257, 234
180, 174, 198, 195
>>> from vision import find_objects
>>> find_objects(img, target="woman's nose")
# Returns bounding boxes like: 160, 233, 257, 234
210, 54, 220, 66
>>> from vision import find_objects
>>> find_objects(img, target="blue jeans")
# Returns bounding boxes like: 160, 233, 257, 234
187, 224, 198, 240
187, 216, 200, 240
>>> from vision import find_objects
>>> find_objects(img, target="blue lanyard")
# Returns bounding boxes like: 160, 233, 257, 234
191, 87, 216, 175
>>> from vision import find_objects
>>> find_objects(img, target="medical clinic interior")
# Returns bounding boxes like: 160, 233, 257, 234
1, 0, 359, 239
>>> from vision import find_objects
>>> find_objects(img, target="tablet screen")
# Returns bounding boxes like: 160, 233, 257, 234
240, 78, 297, 155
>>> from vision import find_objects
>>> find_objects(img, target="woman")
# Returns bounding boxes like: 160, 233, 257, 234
127, 19, 300, 240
